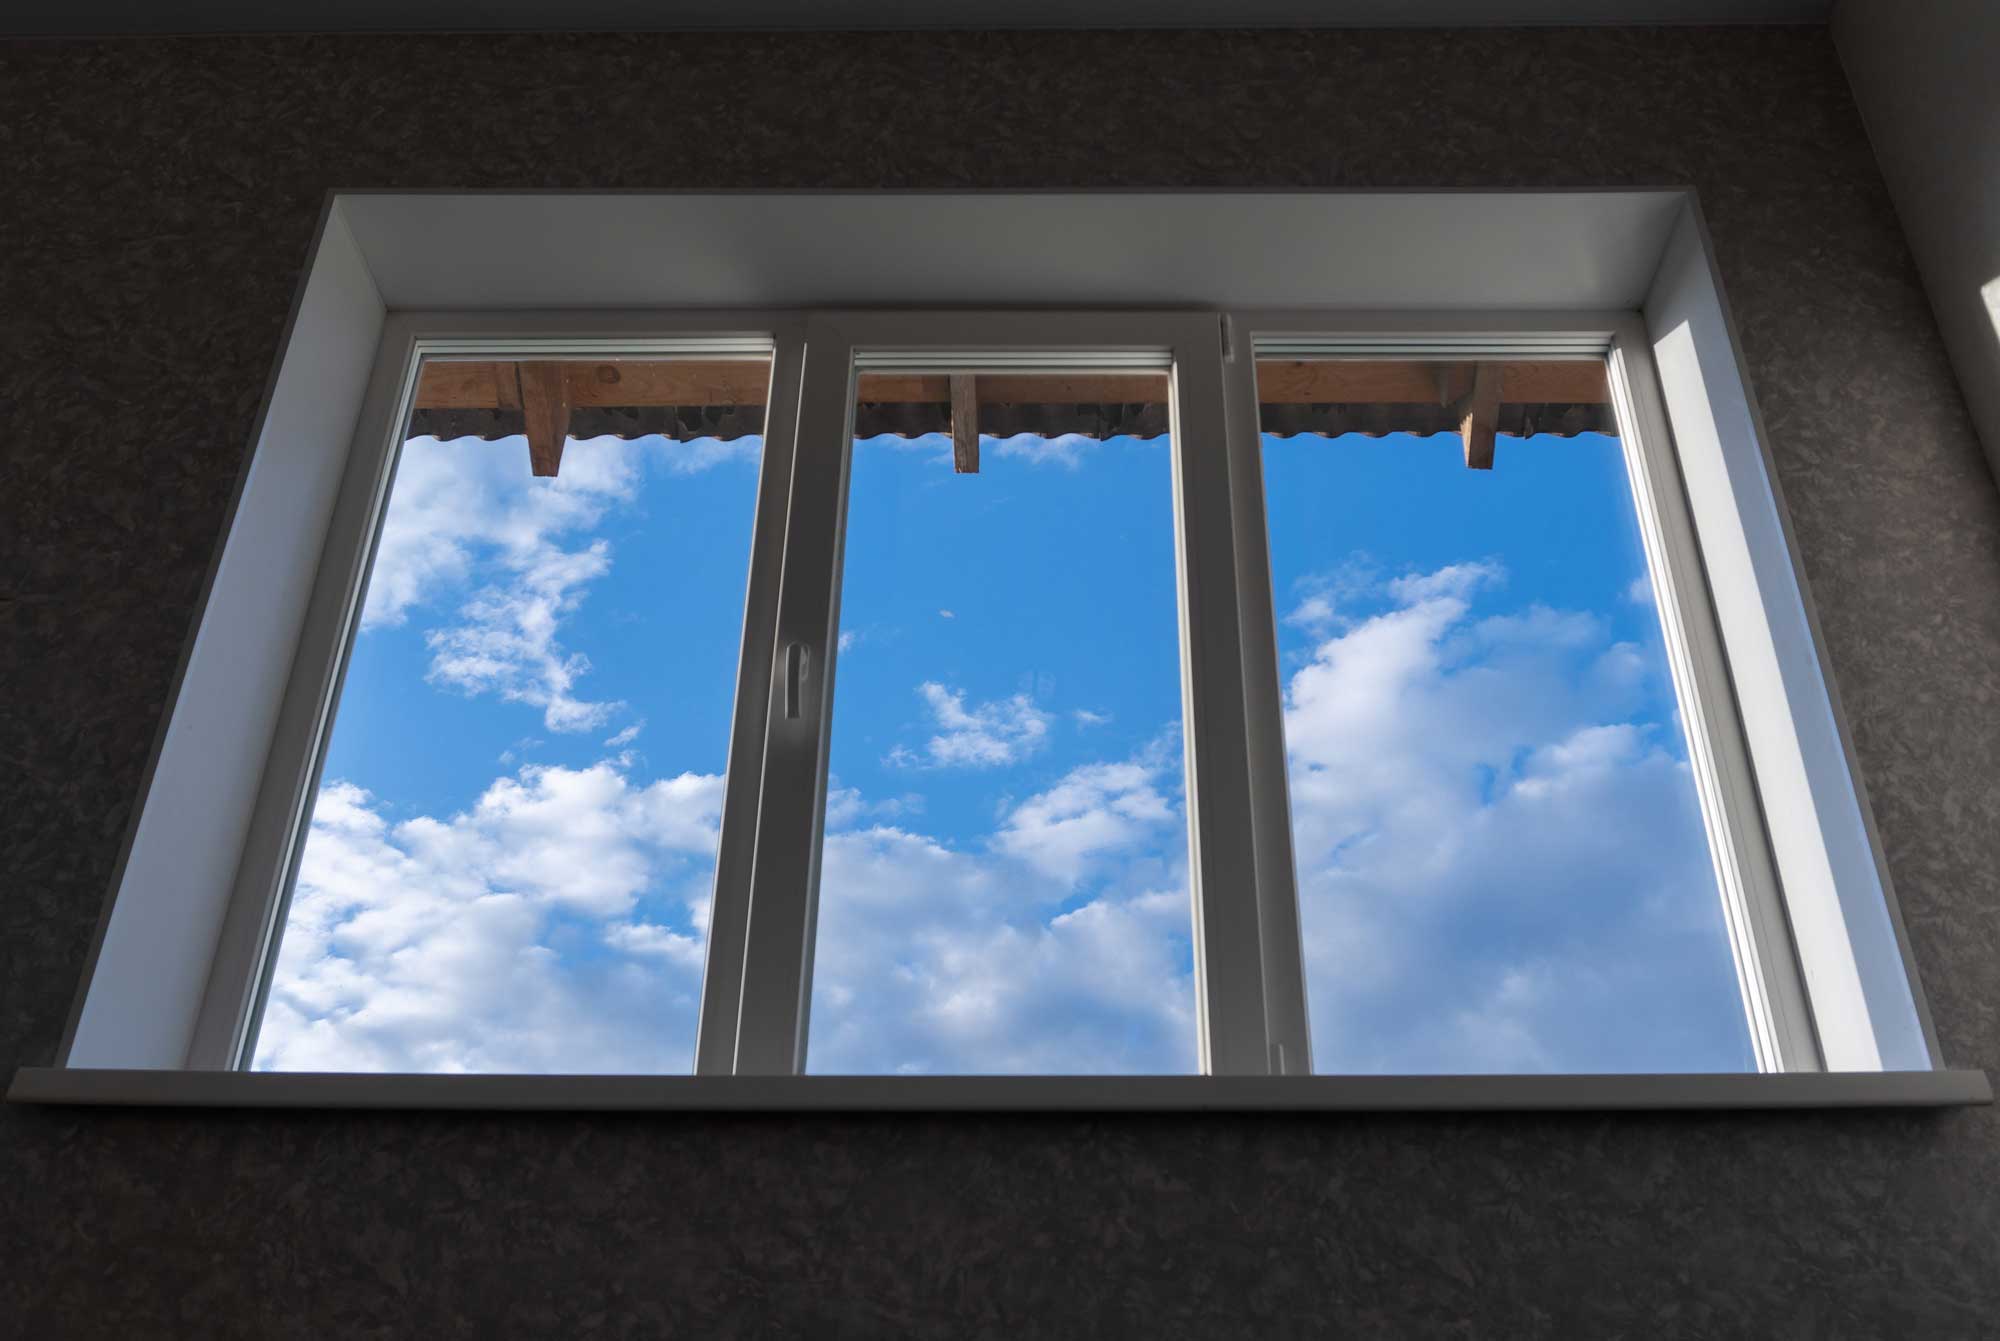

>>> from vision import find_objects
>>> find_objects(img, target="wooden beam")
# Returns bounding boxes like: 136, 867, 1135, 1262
1458, 362, 1502, 470
863, 372, 1170, 405
1255, 359, 1605, 406
518, 362, 572, 477
949, 374, 980, 473
494, 361, 522, 411
567, 360, 771, 408
1498, 360, 1606, 404
412, 360, 525, 410
413, 360, 771, 411
411, 360, 1609, 416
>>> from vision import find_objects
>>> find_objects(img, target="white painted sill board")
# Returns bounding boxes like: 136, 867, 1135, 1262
8, 1068, 1989, 1112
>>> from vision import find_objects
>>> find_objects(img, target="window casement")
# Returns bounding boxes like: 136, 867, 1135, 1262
15, 191, 1984, 1112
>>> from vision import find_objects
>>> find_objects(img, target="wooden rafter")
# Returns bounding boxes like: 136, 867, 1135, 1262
1455, 362, 1502, 470
949, 374, 980, 473
517, 362, 572, 477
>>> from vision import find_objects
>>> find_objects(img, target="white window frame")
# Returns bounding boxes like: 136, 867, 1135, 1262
714, 310, 1310, 1077
191, 313, 806, 1074
13, 191, 1984, 1112
1226, 312, 1823, 1074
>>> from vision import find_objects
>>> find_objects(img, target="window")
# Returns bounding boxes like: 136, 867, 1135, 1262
32, 190, 1973, 1109
1253, 357, 1754, 1074
807, 367, 1194, 1075
253, 354, 773, 1074
708, 313, 1274, 1076
210, 311, 1870, 1080
86, 314, 1923, 1081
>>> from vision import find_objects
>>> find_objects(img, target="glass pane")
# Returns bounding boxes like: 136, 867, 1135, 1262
251, 354, 772, 1073
806, 368, 1196, 1074
1256, 357, 1756, 1074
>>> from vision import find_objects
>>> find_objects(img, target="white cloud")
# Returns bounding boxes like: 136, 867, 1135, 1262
425, 537, 624, 731
364, 436, 647, 731
838, 630, 860, 653
805, 744, 1194, 1074
938, 609, 955, 620
809, 857, 1195, 1076
253, 759, 724, 1074
824, 782, 924, 829
856, 432, 954, 466
1385, 559, 1503, 605
1280, 557, 1384, 637
603, 921, 706, 970
660, 435, 758, 475
994, 760, 1177, 886
1284, 593, 1339, 633
263, 744, 1197, 1077
604, 721, 645, 748
809, 777, 1194, 1074
1073, 708, 1111, 727
267, 539, 1746, 1078
989, 432, 1099, 470
1626, 572, 1654, 605
1279, 561, 1752, 1074
895, 681, 1054, 768
365, 434, 755, 733
363, 434, 639, 631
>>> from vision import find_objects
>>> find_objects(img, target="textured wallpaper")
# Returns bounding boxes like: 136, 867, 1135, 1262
3, 27, 1998, 1337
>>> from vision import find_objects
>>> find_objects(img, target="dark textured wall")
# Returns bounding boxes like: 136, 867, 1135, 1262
4, 27, 1998, 1338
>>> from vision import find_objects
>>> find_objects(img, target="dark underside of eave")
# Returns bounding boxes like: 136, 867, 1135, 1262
406, 400, 1617, 443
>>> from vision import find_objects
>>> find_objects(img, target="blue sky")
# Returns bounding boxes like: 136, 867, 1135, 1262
253, 394, 1755, 1076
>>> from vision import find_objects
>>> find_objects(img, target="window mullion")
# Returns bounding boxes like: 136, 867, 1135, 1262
730, 318, 858, 1075
1172, 318, 1285, 1076
693, 327, 809, 1075
1219, 319, 1314, 1075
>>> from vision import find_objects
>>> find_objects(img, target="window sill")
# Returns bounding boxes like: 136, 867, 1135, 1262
8, 1068, 1989, 1113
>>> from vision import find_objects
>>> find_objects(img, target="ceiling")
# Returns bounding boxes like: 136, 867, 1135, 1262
1, 0, 1834, 38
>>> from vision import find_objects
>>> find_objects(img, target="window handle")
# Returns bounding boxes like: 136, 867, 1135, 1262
784, 641, 809, 720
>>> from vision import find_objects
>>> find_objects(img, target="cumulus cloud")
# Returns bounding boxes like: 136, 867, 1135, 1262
263, 744, 1197, 1077
253, 760, 724, 1074
810, 751, 1194, 1075
367, 433, 757, 733
660, 435, 759, 475
809, 852, 1195, 1075
856, 432, 955, 466
363, 435, 649, 731
892, 681, 1054, 768
1385, 559, 1503, 605
1283, 593, 1339, 634
424, 538, 624, 732
1280, 561, 1753, 1074
988, 432, 1100, 470
363, 435, 639, 631
602, 921, 706, 970
824, 782, 925, 829
994, 760, 1177, 886
1280, 556, 1385, 637
270, 521, 1747, 1077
